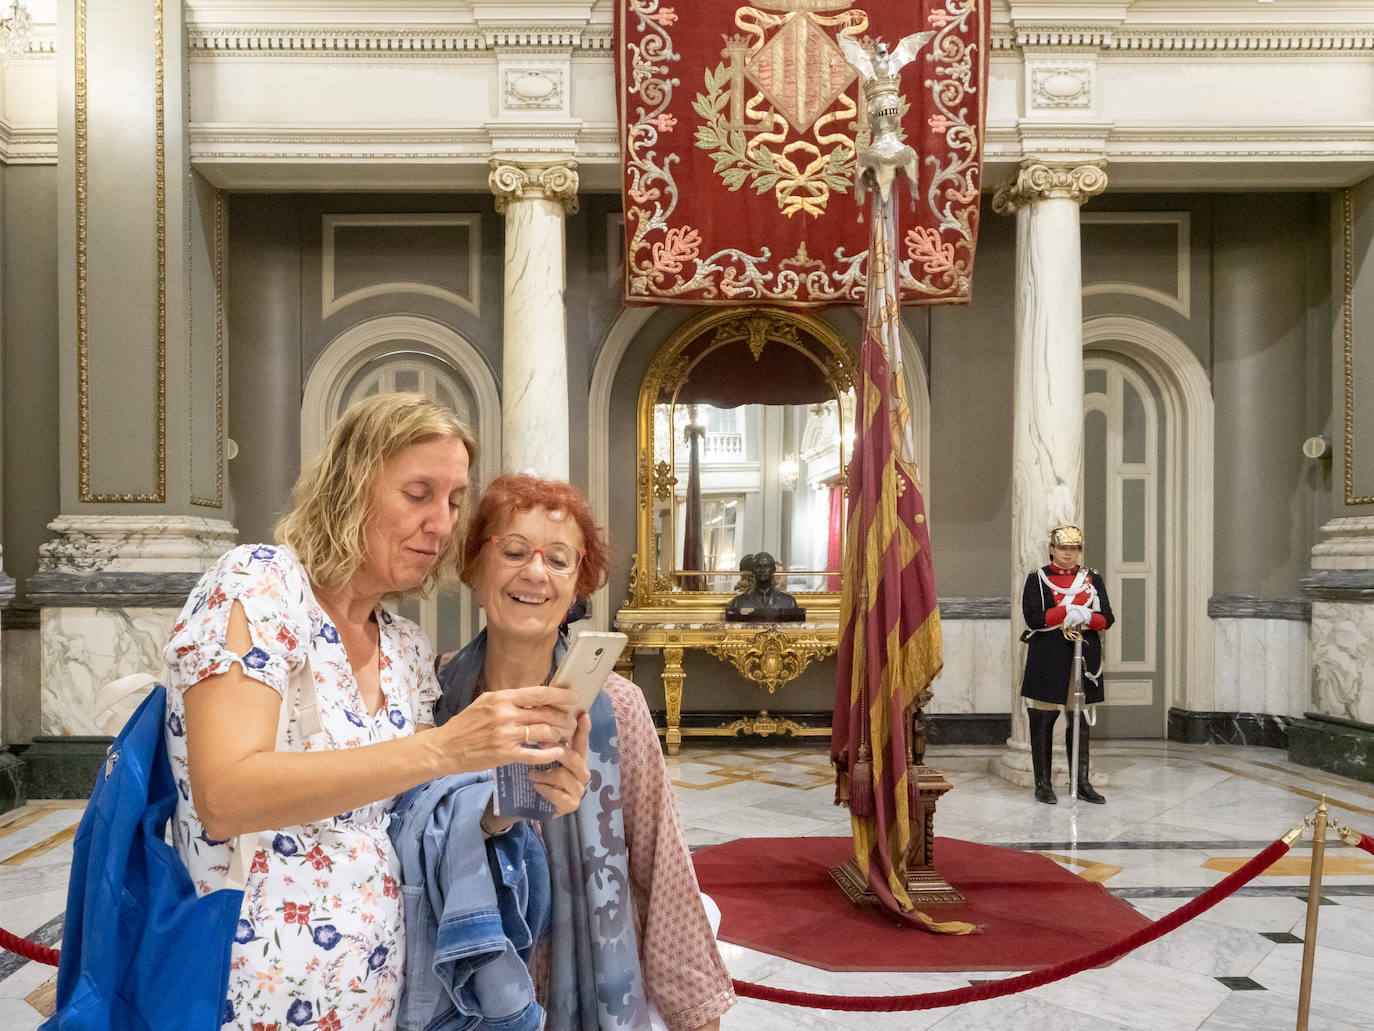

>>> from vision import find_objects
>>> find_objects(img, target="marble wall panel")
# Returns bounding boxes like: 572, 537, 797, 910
2, 626, 41, 746
929, 619, 1012, 715
1212, 617, 1310, 717
40, 607, 177, 736
1310, 601, 1374, 724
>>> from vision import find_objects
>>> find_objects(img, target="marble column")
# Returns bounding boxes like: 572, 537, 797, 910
489, 160, 578, 481
990, 160, 1107, 787
37, 1, 235, 793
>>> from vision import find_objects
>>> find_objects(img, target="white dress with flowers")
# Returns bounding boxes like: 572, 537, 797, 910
163, 543, 440, 1031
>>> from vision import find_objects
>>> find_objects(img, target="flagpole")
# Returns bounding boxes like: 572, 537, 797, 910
828, 33, 968, 928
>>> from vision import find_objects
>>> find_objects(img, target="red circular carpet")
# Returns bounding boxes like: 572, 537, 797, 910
692, 836, 1151, 972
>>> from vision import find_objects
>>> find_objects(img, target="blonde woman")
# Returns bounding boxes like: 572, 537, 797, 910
163, 393, 589, 1031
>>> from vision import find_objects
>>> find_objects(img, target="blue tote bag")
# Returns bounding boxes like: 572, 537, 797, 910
42, 684, 243, 1030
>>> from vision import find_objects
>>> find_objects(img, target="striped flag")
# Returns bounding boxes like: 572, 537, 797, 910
831, 193, 968, 932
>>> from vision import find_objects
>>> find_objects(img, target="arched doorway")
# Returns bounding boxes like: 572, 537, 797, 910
1083, 317, 1215, 734
1084, 355, 1164, 736
302, 315, 500, 653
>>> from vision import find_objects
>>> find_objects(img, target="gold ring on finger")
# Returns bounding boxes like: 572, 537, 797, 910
524, 725, 531, 746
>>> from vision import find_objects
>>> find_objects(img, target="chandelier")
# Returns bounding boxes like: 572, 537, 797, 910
0, 2, 31, 56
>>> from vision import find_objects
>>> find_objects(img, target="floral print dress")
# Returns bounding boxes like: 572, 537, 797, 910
163, 544, 440, 1031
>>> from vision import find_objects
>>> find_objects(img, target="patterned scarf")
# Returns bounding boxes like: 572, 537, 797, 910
434, 630, 651, 1030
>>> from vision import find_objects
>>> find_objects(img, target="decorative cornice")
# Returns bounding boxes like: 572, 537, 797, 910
186, 24, 613, 55
488, 160, 579, 215
189, 27, 484, 52
992, 160, 1108, 212
7, 38, 55, 55
192, 124, 618, 149
995, 24, 1374, 53
0, 121, 57, 164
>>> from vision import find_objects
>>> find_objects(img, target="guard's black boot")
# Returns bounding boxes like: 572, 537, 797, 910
1066, 713, 1106, 804
1028, 708, 1058, 804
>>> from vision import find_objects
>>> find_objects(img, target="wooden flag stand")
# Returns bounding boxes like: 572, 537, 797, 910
830, 705, 965, 907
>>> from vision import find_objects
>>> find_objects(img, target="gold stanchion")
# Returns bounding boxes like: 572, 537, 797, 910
1295, 799, 1328, 1031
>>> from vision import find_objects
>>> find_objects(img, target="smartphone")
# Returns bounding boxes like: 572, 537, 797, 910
551, 631, 627, 713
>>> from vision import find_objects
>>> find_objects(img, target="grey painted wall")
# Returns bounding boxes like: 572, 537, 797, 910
227, 194, 304, 544
566, 194, 627, 489
2, 166, 61, 602
927, 199, 1015, 595
1212, 193, 1330, 595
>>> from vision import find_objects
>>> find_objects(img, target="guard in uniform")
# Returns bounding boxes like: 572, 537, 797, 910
1020, 524, 1114, 804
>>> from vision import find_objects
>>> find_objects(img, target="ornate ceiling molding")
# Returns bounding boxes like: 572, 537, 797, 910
0, 121, 57, 163
188, 28, 485, 53
184, 13, 1371, 57
996, 24, 1374, 53
186, 24, 612, 55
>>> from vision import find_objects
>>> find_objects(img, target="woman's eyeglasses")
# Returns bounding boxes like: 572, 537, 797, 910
489, 534, 585, 576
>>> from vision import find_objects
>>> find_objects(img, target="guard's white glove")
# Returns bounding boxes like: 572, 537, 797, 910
1064, 604, 1092, 628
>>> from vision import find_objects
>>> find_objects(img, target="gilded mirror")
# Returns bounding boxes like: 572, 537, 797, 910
628, 307, 856, 618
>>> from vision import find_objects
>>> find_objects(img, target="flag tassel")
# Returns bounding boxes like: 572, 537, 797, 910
850, 746, 875, 815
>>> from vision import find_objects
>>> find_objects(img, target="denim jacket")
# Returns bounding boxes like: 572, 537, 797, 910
389, 773, 551, 1031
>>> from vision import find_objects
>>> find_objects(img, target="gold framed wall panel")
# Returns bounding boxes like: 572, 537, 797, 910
190, 187, 225, 508
1343, 187, 1374, 505
76, 0, 168, 504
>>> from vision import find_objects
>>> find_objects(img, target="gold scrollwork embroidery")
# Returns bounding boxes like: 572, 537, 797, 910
705, 628, 837, 693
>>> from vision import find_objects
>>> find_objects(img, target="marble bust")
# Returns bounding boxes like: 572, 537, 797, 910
725, 551, 805, 622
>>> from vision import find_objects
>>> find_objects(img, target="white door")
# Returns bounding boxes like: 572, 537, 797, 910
1084, 356, 1166, 738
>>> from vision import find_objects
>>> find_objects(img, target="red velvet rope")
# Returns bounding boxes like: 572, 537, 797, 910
732, 836, 1292, 1012
0, 833, 1315, 988
1356, 832, 1374, 857
0, 925, 59, 967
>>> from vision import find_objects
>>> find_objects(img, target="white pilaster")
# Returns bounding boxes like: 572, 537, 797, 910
992, 160, 1107, 786
490, 160, 577, 480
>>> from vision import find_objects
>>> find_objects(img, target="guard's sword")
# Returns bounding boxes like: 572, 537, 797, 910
1063, 628, 1086, 803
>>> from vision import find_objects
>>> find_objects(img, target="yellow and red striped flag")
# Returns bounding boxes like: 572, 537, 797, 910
831, 193, 969, 932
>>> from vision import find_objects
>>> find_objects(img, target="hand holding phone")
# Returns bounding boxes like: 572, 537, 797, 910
550, 631, 627, 713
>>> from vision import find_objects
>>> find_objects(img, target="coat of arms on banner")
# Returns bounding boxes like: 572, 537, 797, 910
616, 0, 988, 306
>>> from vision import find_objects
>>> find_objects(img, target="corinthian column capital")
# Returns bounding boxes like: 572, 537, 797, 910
488, 160, 580, 215
992, 160, 1108, 214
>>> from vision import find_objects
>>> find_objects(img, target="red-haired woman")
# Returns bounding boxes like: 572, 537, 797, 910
433, 474, 735, 1031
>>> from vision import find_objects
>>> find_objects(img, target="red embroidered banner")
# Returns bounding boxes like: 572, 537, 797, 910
616, 0, 988, 306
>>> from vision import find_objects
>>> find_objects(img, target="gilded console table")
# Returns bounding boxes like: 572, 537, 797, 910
613, 617, 839, 754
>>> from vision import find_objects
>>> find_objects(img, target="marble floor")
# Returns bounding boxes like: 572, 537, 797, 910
2, 741, 1372, 1030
